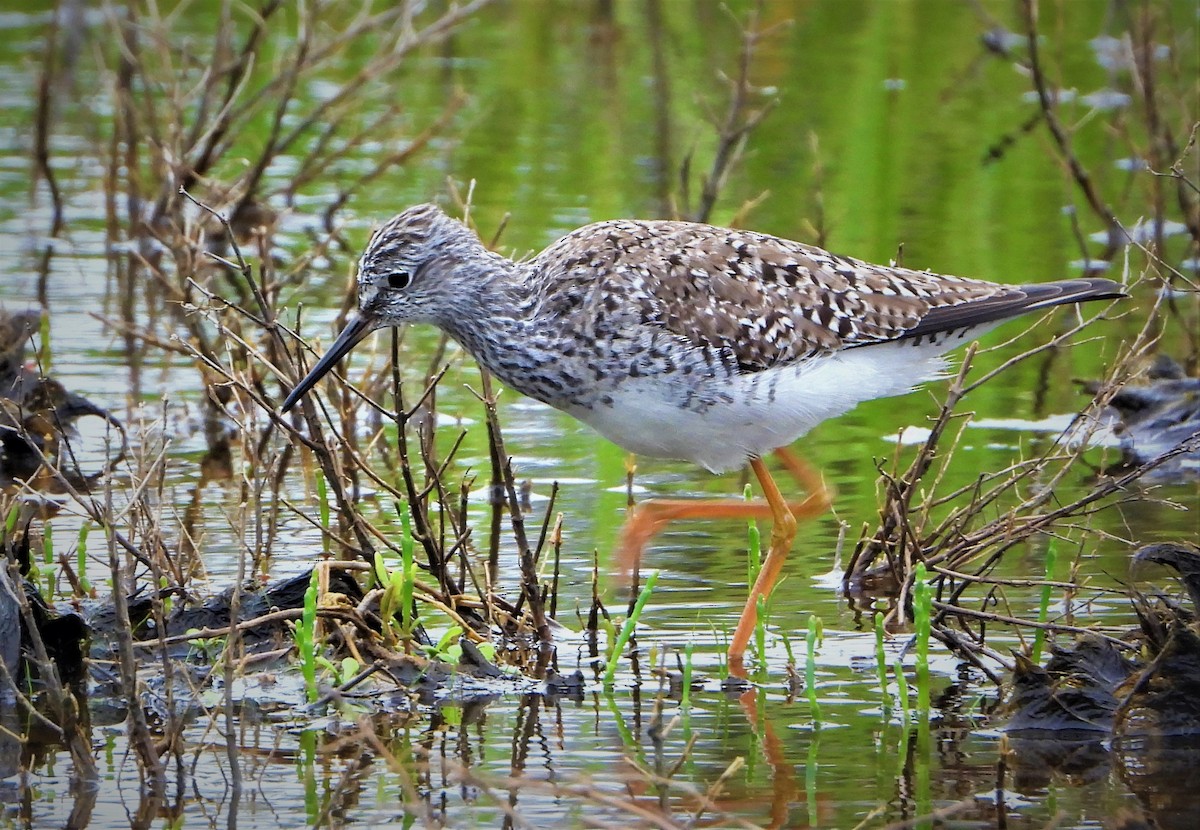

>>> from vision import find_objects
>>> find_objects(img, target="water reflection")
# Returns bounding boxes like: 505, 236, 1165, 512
2, 0, 1198, 828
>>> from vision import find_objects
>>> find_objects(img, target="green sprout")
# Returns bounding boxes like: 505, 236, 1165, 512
895, 658, 910, 722
315, 470, 330, 555
875, 613, 889, 714
1032, 541, 1058, 664
912, 563, 932, 718
76, 522, 92, 595
745, 483, 761, 588
296, 569, 320, 703
604, 570, 660, 685
806, 614, 822, 724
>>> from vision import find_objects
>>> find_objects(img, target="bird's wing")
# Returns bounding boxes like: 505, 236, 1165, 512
535, 220, 1011, 371
534, 220, 1123, 371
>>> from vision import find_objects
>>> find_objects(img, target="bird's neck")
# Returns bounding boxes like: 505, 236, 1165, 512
438, 253, 541, 378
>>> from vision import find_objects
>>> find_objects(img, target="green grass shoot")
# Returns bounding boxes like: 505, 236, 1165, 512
76, 522, 92, 595
603, 570, 660, 685
1031, 541, 1058, 663
41, 520, 53, 565
372, 507, 419, 647
400, 507, 415, 633
806, 614, 822, 724
40, 521, 54, 594
875, 613, 889, 713
374, 552, 397, 642
427, 626, 464, 662
745, 483, 761, 587
754, 594, 768, 679
38, 312, 51, 371
315, 469, 330, 555
913, 562, 932, 717
895, 658, 910, 721
298, 569, 319, 703
601, 615, 618, 663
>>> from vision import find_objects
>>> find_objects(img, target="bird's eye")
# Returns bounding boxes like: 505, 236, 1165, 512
388, 271, 411, 290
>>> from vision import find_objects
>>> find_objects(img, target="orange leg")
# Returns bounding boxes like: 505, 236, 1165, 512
616, 449, 832, 674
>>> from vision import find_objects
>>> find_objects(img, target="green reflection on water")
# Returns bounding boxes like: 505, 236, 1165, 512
0, 1, 1196, 828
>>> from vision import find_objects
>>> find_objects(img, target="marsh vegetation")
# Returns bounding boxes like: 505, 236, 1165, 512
2, 1, 1198, 827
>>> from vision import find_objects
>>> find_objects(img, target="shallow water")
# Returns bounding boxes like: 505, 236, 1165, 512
2, 2, 1198, 828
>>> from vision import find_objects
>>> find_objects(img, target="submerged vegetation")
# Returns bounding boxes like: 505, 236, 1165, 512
2, 0, 1198, 827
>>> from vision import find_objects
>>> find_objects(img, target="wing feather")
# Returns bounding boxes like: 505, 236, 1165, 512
533, 220, 1123, 371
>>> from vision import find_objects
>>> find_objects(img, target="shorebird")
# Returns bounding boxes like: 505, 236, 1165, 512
281, 204, 1124, 669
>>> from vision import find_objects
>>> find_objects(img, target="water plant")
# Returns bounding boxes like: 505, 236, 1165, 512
912, 563, 932, 717
681, 642, 694, 711
315, 469, 330, 556
186, 630, 226, 665
41, 519, 52, 565
754, 594, 768, 679
745, 483, 761, 588
875, 613, 889, 714
5, 1, 1192, 825
781, 627, 796, 676
398, 508, 415, 624
806, 614, 822, 725
76, 522, 92, 595
296, 569, 320, 704
1032, 541, 1059, 663
604, 570, 660, 685
337, 657, 360, 687
895, 658, 911, 722
40, 520, 53, 594
36, 312, 51, 371
424, 626, 465, 663
375, 517, 419, 649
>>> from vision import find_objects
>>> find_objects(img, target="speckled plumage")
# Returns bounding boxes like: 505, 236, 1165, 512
283, 204, 1124, 471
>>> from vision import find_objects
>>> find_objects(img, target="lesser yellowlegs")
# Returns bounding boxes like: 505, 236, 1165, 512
281, 204, 1124, 668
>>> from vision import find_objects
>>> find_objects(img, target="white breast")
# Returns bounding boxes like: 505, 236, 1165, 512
564, 340, 955, 473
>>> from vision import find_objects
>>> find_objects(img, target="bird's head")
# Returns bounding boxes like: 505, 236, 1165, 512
280, 203, 476, 412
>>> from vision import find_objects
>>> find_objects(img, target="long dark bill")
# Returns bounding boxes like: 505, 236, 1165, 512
280, 315, 374, 412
